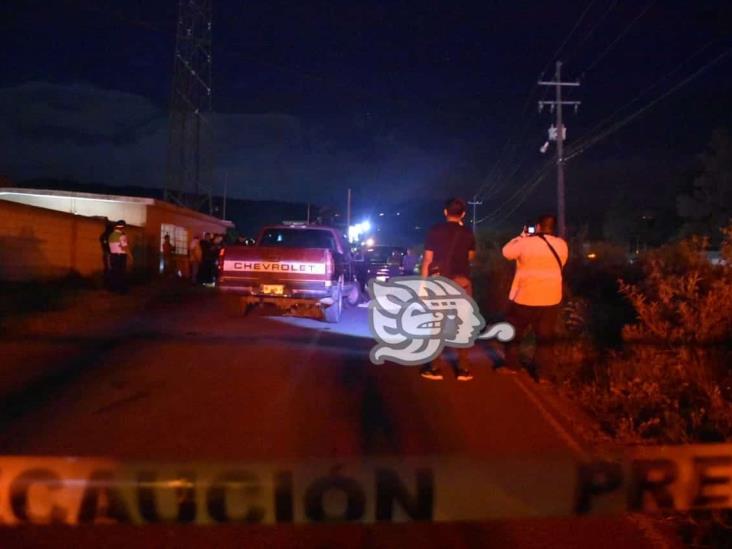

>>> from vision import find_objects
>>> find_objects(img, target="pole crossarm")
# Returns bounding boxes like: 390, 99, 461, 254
538, 80, 581, 87
539, 100, 582, 106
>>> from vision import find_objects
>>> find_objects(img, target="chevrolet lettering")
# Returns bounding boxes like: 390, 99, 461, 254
224, 261, 327, 275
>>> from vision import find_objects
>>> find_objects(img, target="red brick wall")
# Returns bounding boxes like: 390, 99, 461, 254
0, 200, 145, 281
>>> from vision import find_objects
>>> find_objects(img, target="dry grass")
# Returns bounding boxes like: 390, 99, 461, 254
620, 231, 732, 345
554, 226, 732, 444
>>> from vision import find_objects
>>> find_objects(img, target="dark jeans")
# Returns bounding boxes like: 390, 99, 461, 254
109, 254, 128, 293
430, 275, 472, 371
102, 251, 111, 288
504, 301, 560, 380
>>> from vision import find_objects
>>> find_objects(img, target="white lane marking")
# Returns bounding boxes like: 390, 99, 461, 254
511, 375, 673, 549
510, 375, 588, 459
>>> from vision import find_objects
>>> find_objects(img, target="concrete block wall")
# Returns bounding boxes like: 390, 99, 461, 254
0, 200, 145, 281
145, 202, 232, 275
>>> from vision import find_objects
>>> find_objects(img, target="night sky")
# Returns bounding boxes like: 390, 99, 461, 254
1, 0, 730, 232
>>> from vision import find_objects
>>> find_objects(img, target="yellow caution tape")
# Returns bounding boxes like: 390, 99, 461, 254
0, 445, 730, 525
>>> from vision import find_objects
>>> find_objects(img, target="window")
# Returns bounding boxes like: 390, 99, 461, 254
258, 228, 336, 250
160, 224, 188, 255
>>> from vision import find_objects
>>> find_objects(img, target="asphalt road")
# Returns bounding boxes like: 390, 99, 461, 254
0, 290, 679, 548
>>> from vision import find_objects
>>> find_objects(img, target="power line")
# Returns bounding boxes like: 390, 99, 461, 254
539, 0, 599, 78
486, 173, 550, 226
565, 46, 732, 162
472, 89, 540, 202
472, 0, 600, 205
478, 161, 555, 226
582, 0, 656, 74
576, 0, 619, 47
563, 0, 619, 67
486, 41, 730, 229
478, 158, 554, 222
569, 40, 716, 155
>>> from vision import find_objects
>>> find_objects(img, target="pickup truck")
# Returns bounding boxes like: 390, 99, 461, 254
217, 223, 360, 322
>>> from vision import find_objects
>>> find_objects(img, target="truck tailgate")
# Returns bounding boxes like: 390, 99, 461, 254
218, 246, 333, 296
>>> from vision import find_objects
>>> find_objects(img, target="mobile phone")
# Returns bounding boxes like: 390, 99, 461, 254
527, 226, 536, 234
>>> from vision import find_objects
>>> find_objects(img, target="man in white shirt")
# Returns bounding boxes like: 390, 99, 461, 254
500, 214, 568, 382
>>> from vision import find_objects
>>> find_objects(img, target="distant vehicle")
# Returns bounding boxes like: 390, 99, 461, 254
217, 223, 360, 323
355, 245, 406, 290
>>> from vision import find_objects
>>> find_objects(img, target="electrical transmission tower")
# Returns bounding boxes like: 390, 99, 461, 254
165, 0, 214, 214
538, 61, 580, 238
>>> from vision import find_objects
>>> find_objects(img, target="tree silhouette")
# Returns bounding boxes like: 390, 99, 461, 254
677, 129, 732, 239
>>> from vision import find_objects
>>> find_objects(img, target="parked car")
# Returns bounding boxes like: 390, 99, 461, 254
355, 245, 407, 290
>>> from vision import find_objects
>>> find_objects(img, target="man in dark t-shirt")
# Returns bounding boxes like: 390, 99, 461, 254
419, 198, 477, 381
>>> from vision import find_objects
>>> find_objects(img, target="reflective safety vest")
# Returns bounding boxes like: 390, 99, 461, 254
502, 234, 568, 306
108, 230, 128, 254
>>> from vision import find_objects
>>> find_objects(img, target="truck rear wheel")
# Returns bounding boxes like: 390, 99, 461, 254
324, 286, 343, 323
344, 283, 362, 307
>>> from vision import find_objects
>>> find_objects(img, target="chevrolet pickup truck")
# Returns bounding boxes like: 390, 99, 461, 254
217, 223, 360, 322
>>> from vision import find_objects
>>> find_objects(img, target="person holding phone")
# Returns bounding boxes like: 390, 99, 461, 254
500, 214, 568, 382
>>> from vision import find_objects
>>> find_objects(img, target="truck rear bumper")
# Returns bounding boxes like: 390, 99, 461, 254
239, 295, 334, 309
218, 279, 334, 305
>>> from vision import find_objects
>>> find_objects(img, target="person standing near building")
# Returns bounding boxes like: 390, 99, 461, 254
211, 234, 225, 285
108, 220, 130, 294
500, 214, 568, 383
189, 235, 202, 284
162, 234, 175, 278
419, 198, 477, 382
99, 219, 114, 288
198, 232, 213, 284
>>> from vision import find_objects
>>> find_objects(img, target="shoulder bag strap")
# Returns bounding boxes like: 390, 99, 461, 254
536, 234, 564, 272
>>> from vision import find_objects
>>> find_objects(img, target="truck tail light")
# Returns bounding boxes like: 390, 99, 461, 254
218, 247, 226, 272
325, 250, 334, 276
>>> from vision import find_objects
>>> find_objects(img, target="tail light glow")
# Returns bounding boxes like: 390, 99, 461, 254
218, 247, 226, 271
325, 251, 334, 276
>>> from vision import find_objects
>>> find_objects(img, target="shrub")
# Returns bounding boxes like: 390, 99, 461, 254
556, 227, 732, 444
572, 346, 732, 443
564, 242, 640, 347
619, 228, 732, 345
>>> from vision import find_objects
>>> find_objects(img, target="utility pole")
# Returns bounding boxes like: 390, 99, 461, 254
468, 198, 482, 234
538, 61, 580, 238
